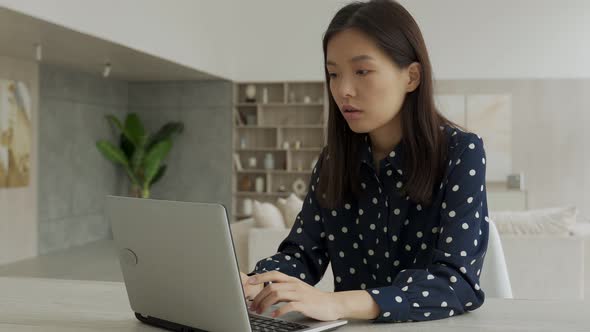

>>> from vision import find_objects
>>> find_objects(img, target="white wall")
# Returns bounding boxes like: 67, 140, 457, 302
232, 0, 590, 81
1, 0, 589, 81
0, 0, 237, 80
0, 56, 38, 264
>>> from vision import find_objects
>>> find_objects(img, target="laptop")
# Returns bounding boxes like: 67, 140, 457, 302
105, 195, 348, 332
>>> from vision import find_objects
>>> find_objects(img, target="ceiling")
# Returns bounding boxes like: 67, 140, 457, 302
0, 6, 220, 81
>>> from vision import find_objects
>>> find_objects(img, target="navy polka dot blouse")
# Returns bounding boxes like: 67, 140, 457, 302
249, 125, 489, 323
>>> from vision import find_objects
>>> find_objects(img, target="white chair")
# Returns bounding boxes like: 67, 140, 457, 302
479, 219, 514, 298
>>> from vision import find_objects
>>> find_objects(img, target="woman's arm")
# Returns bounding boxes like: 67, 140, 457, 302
248, 149, 330, 285
332, 290, 381, 320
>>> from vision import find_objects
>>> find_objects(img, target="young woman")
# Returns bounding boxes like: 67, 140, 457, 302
240, 0, 488, 324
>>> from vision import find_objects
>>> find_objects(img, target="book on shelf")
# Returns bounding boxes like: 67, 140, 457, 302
233, 153, 243, 171
234, 109, 245, 125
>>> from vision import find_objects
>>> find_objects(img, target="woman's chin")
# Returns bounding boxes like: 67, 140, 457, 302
346, 121, 372, 134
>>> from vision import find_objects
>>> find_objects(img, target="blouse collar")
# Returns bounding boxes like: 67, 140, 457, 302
359, 133, 405, 174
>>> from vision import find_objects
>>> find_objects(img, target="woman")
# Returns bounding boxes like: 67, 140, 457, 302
240, 0, 488, 323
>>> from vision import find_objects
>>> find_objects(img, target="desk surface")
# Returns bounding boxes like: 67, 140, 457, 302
0, 277, 588, 332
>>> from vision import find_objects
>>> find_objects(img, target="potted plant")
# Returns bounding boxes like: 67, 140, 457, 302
96, 113, 183, 198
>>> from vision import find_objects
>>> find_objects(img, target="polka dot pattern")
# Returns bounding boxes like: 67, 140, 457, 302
249, 126, 488, 323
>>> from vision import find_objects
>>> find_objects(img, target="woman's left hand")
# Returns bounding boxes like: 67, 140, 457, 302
247, 271, 342, 321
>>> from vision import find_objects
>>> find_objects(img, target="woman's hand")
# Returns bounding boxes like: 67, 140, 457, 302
240, 271, 264, 300
247, 271, 342, 321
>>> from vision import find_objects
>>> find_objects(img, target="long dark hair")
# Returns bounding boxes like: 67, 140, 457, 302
318, 0, 458, 209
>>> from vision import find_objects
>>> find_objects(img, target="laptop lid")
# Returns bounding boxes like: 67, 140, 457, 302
106, 195, 252, 332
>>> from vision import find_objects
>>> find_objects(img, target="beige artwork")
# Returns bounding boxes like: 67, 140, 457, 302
435, 93, 512, 183
466, 94, 512, 182
0, 79, 32, 188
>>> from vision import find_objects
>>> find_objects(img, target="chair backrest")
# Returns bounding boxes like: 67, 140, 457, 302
479, 219, 514, 298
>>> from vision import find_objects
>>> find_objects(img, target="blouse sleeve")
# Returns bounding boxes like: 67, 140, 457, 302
366, 134, 489, 323
248, 149, 330, 286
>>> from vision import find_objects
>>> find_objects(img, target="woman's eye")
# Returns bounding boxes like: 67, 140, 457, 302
328, 73, 338, 78
357, 70, 369, 76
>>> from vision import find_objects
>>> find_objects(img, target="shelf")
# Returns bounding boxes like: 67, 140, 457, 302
236, 147, 322, 152
237, 169, 314, 174
234, 191, 292, 197
232, 81, 326, 222
236, 102, 323, 107
236, 125, 324, 129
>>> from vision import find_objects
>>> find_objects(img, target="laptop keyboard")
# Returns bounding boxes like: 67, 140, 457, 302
249, 314, 310, 331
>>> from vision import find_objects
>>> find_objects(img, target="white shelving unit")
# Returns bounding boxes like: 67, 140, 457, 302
232, 82, 328, 221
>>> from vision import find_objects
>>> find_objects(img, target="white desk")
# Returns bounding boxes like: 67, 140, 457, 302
0, 277, 588, 331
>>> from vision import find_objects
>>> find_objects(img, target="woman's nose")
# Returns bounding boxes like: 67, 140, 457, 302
334, 78, 355, 99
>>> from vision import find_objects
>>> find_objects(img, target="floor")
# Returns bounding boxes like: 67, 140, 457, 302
0, 239, 588, 300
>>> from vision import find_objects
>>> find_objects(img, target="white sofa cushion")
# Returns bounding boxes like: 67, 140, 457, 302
276, 194, 303, 228
490, 205, 577, 236
252, 201, 286, 229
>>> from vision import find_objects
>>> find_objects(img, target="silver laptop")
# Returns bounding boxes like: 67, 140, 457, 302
105, 195, 348, 332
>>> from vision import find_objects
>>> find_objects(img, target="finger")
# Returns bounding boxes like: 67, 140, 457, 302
271, 302, 302, 318
250, 283, 294, 312
244, 284, 262, 300
240, 272, 249, 285
248, 271, 293, 285
257, 290, 299, 315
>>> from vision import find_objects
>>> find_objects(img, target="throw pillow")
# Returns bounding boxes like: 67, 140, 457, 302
489, 205, 577, 236
252, 200, 286, 229
277, 193, 304, 228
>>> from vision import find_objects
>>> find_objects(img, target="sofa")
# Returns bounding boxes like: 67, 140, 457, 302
230, 215, 589, 301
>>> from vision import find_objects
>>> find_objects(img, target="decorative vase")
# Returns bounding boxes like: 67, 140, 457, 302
245, 84, 256, 103
242, 198, 253, 215
248, 157, 257, 169
239, 176, 253, 192
264, 153, 275, 170
292, 178, 306, 196
255, 176, 265, 193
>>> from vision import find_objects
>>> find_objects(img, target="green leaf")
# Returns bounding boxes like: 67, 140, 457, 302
124, 168, 140, 187
131, 135, 148, 172
107, 114, 136, 147
124, 113, 145, 146
147, 122, 184, 150
150, 164, 167, 186
106, 115, 125, 133
143, 139, 172, 186
119, 133, 135, 159
96, 140, 129, 166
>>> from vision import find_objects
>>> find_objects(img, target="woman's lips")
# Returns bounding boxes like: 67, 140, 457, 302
341, 104, 363, 120
342, 109, 363, 120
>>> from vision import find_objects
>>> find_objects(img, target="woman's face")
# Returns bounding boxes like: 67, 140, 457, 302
326, 28, 418, 134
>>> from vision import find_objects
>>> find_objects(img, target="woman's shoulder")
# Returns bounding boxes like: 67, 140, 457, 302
442, 124, 485, 157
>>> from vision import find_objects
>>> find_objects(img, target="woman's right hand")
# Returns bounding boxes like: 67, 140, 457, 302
240, 271, 264, 301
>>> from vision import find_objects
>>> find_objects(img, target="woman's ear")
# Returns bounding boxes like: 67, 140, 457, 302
406, 62, 421, 93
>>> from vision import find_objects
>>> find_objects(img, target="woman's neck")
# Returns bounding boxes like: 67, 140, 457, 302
368, 115, 402, 166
